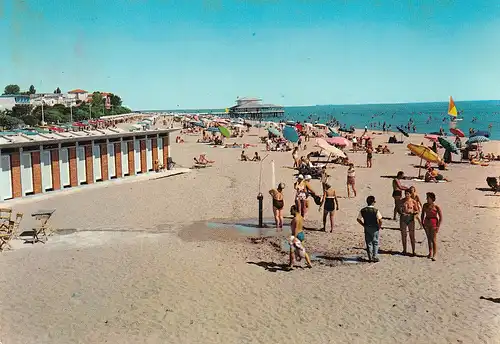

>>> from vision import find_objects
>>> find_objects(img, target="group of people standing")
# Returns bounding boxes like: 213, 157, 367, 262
267, 168, 443, 269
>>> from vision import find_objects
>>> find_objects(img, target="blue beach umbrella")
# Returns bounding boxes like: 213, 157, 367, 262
207, 127, 219, 132
465, 136, 489, 145
283, 125, 299, 143
192, 121, 205, 128
396, 126, 409, 137
470, 130, 490, 138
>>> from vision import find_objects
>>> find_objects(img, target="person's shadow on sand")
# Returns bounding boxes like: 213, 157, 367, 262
480, 296, 500, 304
352, 247, 428, 258
247, 261, 295, 272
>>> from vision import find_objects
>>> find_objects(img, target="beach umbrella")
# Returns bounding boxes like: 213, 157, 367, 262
327, 131, 340, 138
438, 136, 459, 154
326, 137, 349, 147
286, 121, 296, 126
315, 138, 347, 158
465, 136, 489, 145
424, 134, 439, 142
295, 124, 303, 132
191, 121, 205, 128
396, 126, 409, 137
450, 128, 465, 137
407, 143, 442, 177
268, 127, 281, 137
314, 123, 327, 128
283, 125, 300, 143
470, 130, 490, 138
207, 127, 219, 132
218, 126, 231, 138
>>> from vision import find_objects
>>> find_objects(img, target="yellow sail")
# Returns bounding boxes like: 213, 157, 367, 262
448, 96, 457, 117
225, 108, 229, 113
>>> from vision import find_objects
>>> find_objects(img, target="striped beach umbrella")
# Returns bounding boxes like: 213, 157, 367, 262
465, 136, 489, 145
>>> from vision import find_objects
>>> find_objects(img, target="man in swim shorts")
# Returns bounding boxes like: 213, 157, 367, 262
289, 205, 312, 269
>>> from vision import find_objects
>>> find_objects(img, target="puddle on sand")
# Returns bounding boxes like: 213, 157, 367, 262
206, 218, 286, 237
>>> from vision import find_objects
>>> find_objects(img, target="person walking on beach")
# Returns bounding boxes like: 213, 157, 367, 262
292, 147, 299, 167
357, 196, 383, 262
347, 163, 357, 197
366, 146, 373, 168
320, 183, 339, 232
421, 192, 443, 261
289, 205, 312, 269
399, 190, 419, 256
392, 171, 408, 220
269, 183, 285, 230
294, 175, 314, 219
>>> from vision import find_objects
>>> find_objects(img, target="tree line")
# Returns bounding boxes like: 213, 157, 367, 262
0, 84, 131, 130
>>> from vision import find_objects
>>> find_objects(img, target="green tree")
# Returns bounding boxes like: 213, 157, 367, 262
0, 114, 24, 129
91, 92, 104, 108
110, 94, 122, 107
29, 85, 36, 94
3, 84, 20, 95
11, 105, 36, 126
54, 87, 62, 94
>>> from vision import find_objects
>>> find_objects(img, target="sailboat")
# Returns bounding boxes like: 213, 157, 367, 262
448, 96, 463, 121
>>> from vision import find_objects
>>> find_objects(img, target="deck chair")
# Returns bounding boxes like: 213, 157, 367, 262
0, 213, 23, 252
0, 208, 12, 230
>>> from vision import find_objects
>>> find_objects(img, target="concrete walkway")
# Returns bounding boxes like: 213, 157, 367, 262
2, 168, 191, 206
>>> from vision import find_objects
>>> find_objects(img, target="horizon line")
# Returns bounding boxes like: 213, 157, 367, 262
139, 98, 499, 112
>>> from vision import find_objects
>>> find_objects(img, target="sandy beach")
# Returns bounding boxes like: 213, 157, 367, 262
1, 124, 499, 344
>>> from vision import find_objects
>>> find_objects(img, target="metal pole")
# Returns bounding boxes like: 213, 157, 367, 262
70, 105, 73, 123
41, 100, 44, 124
257, 193, 264, 228
90, 104, 92, 119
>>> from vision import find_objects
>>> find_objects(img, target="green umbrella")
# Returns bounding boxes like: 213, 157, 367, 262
438, 136, 458, 154
218, 126, 231, 138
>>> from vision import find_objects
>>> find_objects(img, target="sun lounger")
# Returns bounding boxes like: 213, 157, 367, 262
0, 213, 23, 252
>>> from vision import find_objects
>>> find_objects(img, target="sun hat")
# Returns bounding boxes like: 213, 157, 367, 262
297, 174, 304, 180
305, 175, 312, 180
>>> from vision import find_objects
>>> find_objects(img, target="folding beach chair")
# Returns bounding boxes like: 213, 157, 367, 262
0, 208, 12, 231
0, 213, 23, 252
19, 209, 55, 244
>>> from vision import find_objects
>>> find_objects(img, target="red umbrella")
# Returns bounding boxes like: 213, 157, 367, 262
326, 137, 349, 146
49, 126, 64, 133
72, 122, 85, 127
295, 124, 303, 132
450, 128, 465, 137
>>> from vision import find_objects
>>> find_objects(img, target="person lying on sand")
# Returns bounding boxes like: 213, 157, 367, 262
194, 154, 214, 165
288, 205, 312, 269
382, 145, 391, 154
424, 168, 450, 182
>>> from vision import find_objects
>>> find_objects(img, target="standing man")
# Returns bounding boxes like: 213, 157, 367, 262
357, 196, 383, 262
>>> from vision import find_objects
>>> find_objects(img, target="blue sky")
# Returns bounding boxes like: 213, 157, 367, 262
0, 0, 499, 110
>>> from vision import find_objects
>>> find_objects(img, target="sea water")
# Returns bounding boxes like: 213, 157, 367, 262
161, 100, 500, 140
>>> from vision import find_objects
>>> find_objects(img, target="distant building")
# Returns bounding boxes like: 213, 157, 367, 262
227, 97, 284, 119
0, 95, 31, 111
67, 89, 89, 103
31, 93, 77, 107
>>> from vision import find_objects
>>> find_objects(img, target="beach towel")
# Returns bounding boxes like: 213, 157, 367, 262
289, 236, 306, 259
411, 178, 446, 183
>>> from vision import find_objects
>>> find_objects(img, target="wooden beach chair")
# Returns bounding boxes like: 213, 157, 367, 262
0, 208, 12, 230
0, 213, 23, 252
19, 209, 55, 244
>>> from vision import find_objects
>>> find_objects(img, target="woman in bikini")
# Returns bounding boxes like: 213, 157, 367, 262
399, 190, 419, 256
346, 163, 357, 198
294, 175, 308, 219
392, 171, 408, 220
320, 183, 339, 232
269, 183, 285, 230
421, 192, 442, 261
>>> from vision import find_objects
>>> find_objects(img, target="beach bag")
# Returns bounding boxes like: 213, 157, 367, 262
312, 194, 322, 205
